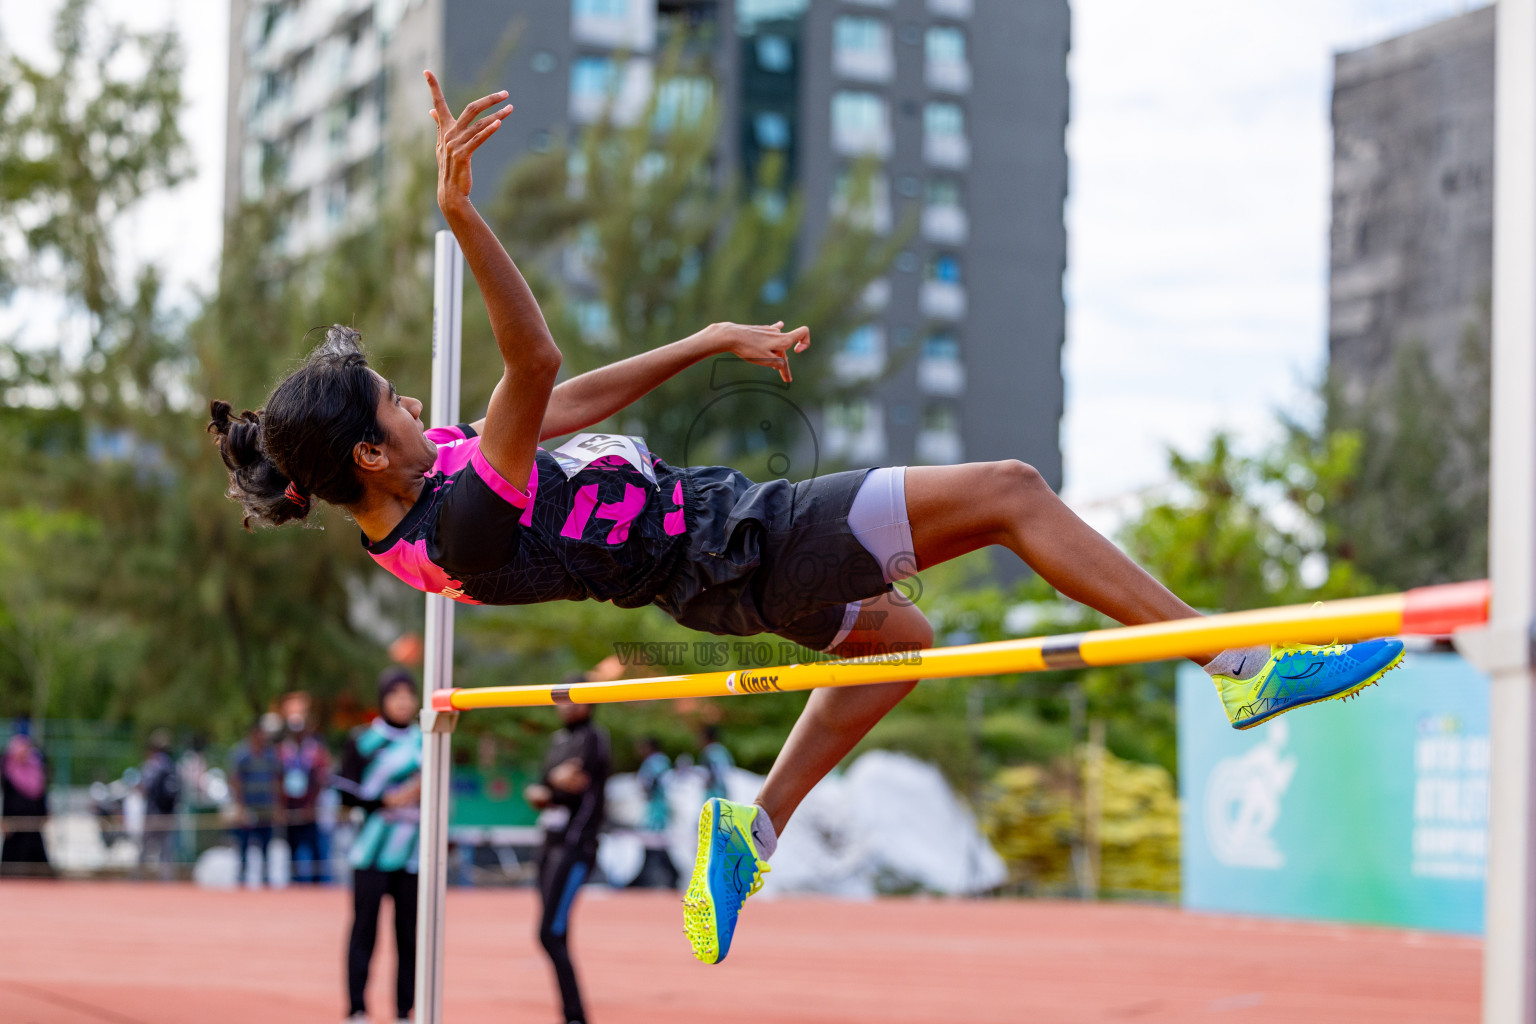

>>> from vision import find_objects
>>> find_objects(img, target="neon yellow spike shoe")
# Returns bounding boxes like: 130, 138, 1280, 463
1213, 638, 1406, 730
683, 798, 770, 964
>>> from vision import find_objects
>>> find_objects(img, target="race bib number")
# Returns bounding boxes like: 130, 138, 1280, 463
551, 432, 657, 487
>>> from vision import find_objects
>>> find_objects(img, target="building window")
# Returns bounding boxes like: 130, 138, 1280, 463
922, 177, 967, 243
835, 16, 886, 55
923, 402, 958, 433
754, 110, 791, 149
832, 168, 891, 232
928, 253, 962, 283
574, 299, 615, 346
925, 25, 965, 64
926, 177, 961, 208
833, 16, 893, 82
571, 56, 617, 103
755, 34, 793, 72
571, 57, 652, 125
925, 26, 971, 92
833, 323, 887, 381
922, 334, 959, 362
572, 0, 653, 51
923, 101, 969, 167
654, 76, 712, 131
832, 90, 891, 157
918, 334, 966, 397
924, 102, 964, 140
574, 0, 629, 16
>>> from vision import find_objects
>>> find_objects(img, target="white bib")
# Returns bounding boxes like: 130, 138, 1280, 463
550, 432, 658, 487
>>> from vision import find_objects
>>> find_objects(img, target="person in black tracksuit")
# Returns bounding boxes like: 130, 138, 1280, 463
524, 686, 611, 1024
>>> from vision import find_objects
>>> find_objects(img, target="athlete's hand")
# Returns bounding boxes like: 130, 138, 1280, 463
424, 70, 513, 211
548, 758, 590, 795
712, 321, 811, 384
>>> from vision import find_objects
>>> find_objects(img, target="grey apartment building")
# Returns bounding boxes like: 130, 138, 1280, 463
1328, 5, 1493, 403
224, 0, 1068, 476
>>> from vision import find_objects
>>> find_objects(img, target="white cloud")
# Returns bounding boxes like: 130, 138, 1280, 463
1062, 0, 1486, 508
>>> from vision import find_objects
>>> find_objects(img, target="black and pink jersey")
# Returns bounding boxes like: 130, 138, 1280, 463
363, 425, 694, 609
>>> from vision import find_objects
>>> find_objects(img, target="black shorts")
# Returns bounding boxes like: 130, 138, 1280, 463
651, 466, 894, 650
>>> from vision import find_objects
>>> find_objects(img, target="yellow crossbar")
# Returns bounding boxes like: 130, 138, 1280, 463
433, 580, 1490, 712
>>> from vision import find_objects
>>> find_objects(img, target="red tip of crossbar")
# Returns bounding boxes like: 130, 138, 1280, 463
1401, 579, 1491, 636
431, 689, 456, 713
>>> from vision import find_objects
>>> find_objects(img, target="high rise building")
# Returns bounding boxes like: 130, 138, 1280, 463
1328, 6, 1493, 404
224, 0, 1068, 477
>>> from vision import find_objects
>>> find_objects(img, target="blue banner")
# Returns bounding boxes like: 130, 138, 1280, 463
1177, 652, 1488, 933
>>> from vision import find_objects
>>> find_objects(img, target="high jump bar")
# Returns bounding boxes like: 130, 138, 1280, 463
431, 579, 1490, 712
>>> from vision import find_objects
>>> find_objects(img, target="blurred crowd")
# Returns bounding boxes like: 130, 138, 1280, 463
0, 684, 736, 892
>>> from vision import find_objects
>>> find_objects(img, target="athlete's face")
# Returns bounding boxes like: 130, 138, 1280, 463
370, 371, 438, 474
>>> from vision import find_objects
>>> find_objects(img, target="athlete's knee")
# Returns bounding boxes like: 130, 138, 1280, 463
996, 459, 1050, 497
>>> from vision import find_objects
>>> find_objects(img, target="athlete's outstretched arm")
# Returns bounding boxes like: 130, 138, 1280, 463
426, 70, 558, 493
531, 321, 809, 440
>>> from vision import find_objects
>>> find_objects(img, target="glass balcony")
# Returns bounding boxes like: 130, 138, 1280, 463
927, 0, 973, 17
920, 280, 967, 320
572, 0, 656, 51
915, 428, 963, 465
921, 204, 968, 244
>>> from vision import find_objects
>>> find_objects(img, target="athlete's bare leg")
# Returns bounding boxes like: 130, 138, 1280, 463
755, 460, 1204, 834
904, 460, 1199, 626
754, 590, 929, 832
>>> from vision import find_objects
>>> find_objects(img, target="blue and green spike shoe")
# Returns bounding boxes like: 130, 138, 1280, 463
683, 798, 770, 964
1213, 638, 1406, 730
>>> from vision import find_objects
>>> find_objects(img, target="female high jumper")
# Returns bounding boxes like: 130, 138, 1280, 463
208, 76, 1404, 966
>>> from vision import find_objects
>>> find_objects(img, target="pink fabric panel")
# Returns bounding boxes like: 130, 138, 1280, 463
597, 483, 647, 545
470, 448, 539, 526
425, 425, 468, 445
431, 434, 478, 477
560, 484, 600, 539
664, 480, 686, 536
370, 540, 480, 604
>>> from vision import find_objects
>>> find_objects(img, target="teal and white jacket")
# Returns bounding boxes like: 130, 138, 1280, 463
334, 718, 422, 873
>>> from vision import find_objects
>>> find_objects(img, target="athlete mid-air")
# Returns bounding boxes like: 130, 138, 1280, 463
208, 75, 1405, 966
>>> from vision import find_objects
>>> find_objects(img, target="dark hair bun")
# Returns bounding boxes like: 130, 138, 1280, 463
206, 400, 311, 528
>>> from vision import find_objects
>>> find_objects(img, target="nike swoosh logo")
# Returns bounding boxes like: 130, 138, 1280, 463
1277, 662, 1325, 681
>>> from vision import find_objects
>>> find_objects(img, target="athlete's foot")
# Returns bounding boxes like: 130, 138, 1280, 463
683, 798, 771, 964
1208, 639, 1406, 730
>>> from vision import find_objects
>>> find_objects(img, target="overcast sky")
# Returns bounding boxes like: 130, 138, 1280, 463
2, 0, 1489, 509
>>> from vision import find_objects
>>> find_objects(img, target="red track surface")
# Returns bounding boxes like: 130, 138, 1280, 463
0, 881, 1479, 1023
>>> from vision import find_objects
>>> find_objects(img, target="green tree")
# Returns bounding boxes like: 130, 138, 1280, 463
1319, 320, 1491, 589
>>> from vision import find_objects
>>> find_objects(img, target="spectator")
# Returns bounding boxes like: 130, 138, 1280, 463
525, 670, 612, 1024
631, 736, 678, 889
334, 667, 423, 1024
138, 728, 181, 881
229, 715, 284, 887
278, 691, 331, 884
699, 724, 735, 803
0, 719, 52, 878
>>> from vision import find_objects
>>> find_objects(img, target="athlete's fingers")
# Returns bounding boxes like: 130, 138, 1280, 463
458, 89, 509, 125
423, 70, 452, 121
789, 325, 810, 351
461, 114, 503, 155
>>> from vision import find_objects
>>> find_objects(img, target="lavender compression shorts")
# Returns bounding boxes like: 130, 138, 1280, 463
825, 466, 916, 650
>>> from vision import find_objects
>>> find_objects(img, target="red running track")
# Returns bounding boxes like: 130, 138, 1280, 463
0, 882, 1479, 1023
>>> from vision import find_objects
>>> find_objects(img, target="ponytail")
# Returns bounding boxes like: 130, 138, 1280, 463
207, 325, 384, 528
207, 401, 311, 528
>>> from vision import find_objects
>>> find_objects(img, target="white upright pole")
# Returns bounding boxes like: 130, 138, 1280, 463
416, 230, 463, 1024
1471, 2, 1536, 1020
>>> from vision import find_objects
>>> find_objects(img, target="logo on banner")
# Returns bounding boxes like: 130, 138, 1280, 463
1205, 721, 1296, 869
1411, 716, 1488, 880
